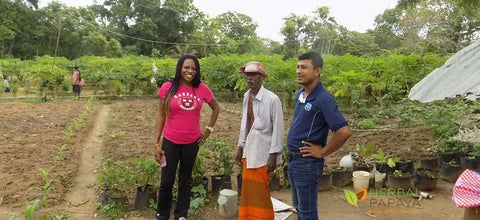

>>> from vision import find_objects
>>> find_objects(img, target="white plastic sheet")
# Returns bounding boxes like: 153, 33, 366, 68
271, 197, 294, 220
409, 40, 480, 103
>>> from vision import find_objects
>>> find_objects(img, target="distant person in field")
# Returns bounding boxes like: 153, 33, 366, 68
287, 51, 351, 219
236, 61, 284, 220
3, 75, 10, 93
71, 66, 81, 100
154, 54, 220, 220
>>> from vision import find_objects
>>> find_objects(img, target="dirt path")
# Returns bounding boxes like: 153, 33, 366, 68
63, 105, 110, 219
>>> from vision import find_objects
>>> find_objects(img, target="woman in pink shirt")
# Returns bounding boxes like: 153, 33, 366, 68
154, 54, 219, 220
71, 66, 81, 100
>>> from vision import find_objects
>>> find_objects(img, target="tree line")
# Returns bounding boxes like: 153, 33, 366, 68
0, 0, 479, 60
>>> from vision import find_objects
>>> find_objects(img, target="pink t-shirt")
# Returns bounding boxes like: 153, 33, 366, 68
72, 70, 80, 85
157, 81, 214, 144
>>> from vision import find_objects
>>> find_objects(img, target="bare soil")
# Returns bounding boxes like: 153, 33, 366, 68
0, 98, 465, 219
0, 101, 98, 216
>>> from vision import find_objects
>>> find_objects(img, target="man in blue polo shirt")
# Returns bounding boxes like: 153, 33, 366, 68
287, 51, 351, 219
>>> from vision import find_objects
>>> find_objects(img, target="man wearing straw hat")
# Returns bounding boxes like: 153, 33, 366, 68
236, 61, 284, 220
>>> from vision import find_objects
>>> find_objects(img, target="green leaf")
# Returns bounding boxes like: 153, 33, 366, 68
344, 189, 358, 207
387, 158, 396, 168
377, 149, 384, 158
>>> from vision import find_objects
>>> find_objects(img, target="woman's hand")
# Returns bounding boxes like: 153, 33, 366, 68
197, 130, 211, 145
154, 144, 165, 164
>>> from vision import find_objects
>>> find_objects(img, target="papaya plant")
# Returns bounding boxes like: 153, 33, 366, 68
133, 157, 160, 192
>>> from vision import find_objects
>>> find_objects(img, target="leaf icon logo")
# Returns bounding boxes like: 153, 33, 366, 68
344, 189, 358, 206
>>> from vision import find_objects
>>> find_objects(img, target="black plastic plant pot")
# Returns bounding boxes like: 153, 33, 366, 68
211, 175, 232, 194
192, 177, 209, 193
134, 185, 157, 210
420, 157, 439, 171
438, 152, 459, 165
332, 169, 353, 187
386, 174, 414, 190
395, 160, 414, 174
317, 172, 332, 192
101, 189, 128, 206
354, 165, 370, 172
269, 176, 281, 191
414, 169, 438, 191
439, 163, 465, 183
460, 156, 480, 171
376, 162, 394, 174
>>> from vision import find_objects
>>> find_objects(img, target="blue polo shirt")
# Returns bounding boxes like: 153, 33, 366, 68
287, 82, 348, 152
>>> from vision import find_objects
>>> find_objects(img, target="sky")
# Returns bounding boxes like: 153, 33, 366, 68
39, 0, 398, 42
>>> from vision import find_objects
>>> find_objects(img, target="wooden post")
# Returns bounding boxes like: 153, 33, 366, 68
464, 207, 480, 220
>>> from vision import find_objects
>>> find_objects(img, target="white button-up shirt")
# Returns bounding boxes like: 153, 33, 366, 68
237, 85, 284, 169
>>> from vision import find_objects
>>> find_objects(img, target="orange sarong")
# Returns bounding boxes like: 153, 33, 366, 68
239, 159, 274, 220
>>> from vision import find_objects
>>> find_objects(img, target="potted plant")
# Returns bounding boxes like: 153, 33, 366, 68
354, 142, 375, 171
188, 184, 207, 215
437, 140, 465, 164
414, 168, 438, 191
210, 140, 233, 194
318, 168, 332, 192
371, 149, 397, 174
459, 143, 480, 171
395, 159, 415, 175
440, 159, 465, 183
386, 170, 413, 190
460, 154, 480, 171
269, 169, 281, 191
133, 157, 160, 209
192, 147, 209, 192
332, 166, 353, 187
97, 159, 136, 205
419, 155, 439, 171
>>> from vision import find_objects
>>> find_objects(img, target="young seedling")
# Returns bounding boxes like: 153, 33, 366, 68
52, 144, 67, 161
4, 212, 19, 220
446, 159, 459, 166
63, 126, 74, 142
371, 149, 398, 168
29, 169, 55, 208
23, 199, 40, 220
355, 142, 375, 166
393, 170, 406, 177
